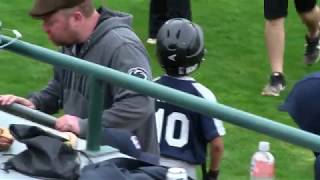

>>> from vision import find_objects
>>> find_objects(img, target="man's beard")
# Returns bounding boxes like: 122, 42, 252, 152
49, 35, 75, 46
48, 26, 78, 46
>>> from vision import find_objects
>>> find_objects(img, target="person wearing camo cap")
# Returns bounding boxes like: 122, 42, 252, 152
0, 0, 159, 156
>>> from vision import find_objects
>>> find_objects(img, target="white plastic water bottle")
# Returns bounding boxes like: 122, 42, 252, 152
250, 141, 275, 180
166, 167, 187, 180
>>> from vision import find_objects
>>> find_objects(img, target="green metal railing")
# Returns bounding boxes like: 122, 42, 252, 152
1, 34, 320, 153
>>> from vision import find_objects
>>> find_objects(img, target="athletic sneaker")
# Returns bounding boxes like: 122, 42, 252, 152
304, 35, 320, 65
261, 72, 286, 96
146, 38, 157, 45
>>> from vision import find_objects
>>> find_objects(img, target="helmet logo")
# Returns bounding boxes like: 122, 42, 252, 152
168, 54, 176, 61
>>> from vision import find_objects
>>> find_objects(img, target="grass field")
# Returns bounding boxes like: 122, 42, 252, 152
1, 0, 320, 179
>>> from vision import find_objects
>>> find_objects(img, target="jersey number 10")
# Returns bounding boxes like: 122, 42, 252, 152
156, 108, 190, 148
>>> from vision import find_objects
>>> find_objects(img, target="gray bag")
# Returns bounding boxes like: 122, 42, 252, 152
4, 124, 80, 180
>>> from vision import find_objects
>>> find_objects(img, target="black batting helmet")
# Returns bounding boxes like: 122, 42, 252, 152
156, 18, 205, 76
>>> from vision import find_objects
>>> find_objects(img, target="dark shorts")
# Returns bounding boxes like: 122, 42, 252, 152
264, 0, 317, 19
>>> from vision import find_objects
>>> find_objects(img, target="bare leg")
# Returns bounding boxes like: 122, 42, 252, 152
299, 6, 320, 38
300, 6, 320, 65
262, 17, 286, 96
265, 17, 285, 73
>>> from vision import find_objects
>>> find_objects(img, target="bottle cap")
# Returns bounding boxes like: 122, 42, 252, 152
258, 141, 270, 151
166, 167, 187, 180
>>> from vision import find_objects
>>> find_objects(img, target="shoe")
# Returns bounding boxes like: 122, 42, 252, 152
304, 35, 320, 65
146, 38, 157, 45
261, 72, 286, 96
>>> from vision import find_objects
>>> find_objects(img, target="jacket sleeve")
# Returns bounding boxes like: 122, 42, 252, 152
28, 67, 62, 114
78, 43, 154, 137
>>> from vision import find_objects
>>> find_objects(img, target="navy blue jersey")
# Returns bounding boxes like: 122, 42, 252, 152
155, 75, 225, 164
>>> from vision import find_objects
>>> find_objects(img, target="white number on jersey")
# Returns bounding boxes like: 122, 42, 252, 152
156, 108, 190, 148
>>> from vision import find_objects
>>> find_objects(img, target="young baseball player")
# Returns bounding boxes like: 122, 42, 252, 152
154, 18, 226, 180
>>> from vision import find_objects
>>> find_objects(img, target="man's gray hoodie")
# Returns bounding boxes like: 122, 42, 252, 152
29, 8, 159, 154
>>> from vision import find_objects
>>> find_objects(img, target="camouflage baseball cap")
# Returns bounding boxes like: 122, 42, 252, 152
29, 0, 85, 17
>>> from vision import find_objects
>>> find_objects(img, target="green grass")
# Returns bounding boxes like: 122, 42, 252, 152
1, 0, 320, 179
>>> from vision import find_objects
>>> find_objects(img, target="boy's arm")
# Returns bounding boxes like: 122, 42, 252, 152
207, 136, 224, 180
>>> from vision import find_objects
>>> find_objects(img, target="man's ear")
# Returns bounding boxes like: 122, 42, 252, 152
72, 11, 83, 22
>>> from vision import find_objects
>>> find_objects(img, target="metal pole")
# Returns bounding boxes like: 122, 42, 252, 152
2, 35, 320, 152
0, 103, 56, 127
86, 76, 104, 151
